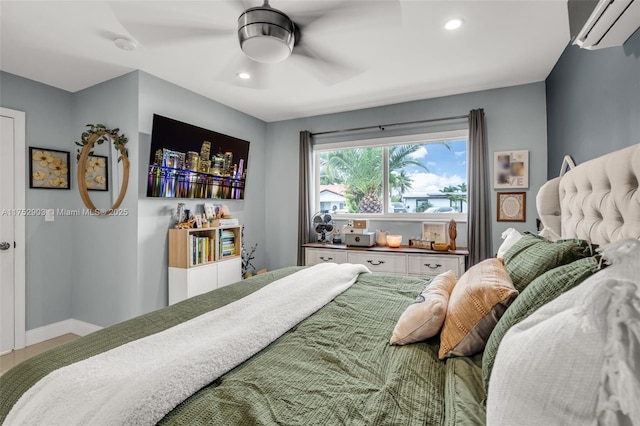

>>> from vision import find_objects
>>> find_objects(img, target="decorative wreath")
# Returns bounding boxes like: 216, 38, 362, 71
75, 124, 128, 162
76, 124, 130, 215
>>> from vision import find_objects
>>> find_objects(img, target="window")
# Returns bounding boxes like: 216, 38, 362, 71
315, 130, 468, 220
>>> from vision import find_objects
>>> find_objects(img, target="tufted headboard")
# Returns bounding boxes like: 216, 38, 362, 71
537, 144, 640, 246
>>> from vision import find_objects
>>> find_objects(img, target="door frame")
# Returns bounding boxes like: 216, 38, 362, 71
1, 107, 26, 350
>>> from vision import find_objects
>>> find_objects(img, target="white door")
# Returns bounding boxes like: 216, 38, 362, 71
0, 108, 26, 354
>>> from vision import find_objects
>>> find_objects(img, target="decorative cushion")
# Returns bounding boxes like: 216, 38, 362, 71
496, 228, 523, 258
486, 239, 640, 426
482, 256, 599, 391
389, 271, 457, 345
538, 226, 561, 242
438, 258, 517, 359
502, 232, 592, 292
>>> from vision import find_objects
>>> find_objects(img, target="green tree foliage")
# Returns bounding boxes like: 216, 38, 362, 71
320, 144, 439, 213
440, 183, 467, 210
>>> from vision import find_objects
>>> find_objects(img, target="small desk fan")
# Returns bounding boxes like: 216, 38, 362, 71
312, 212, 334, 243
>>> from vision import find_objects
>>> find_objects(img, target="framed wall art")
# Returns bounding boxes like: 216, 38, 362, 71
494, 150, 529, 189
497, 192, 526, 222
29, 147, 70, 190
422, 222, 447, 243
84, 155, 109, 191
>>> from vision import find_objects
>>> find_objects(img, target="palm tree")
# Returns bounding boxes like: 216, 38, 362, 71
440, 184, 467, 211
320, 148, 383, 212
389, 169, 413, 200
320, 143, 451, 213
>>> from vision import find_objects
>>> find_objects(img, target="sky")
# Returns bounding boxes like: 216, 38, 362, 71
403, 138, 467, 196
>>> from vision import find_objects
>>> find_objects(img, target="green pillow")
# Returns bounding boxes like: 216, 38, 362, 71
482, 256, 599, 391
502, 232, 593, 292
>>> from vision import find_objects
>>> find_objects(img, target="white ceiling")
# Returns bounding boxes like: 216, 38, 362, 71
0, 0, 570, 122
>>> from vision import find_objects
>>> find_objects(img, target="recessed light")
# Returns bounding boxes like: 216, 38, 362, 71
114, 37, 137, 51
237, 72, 251, 80
444, 18, 463, 31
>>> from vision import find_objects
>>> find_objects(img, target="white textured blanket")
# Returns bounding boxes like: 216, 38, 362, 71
5, 262, 370, 426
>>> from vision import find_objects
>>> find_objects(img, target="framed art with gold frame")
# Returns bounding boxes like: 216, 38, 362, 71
497, 192, 526, 222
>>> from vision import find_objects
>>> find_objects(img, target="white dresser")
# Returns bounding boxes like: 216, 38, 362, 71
303, 243, 468, 278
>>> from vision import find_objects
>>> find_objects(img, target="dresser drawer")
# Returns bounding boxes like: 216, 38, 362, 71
305, 248, 348, 265
408, 254, 464, 277
347, 252, 407, 274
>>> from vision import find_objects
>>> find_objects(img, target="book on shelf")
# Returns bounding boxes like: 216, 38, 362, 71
189, 235, 216, 266
219, 229, 237, 257
210, 218, 239, 227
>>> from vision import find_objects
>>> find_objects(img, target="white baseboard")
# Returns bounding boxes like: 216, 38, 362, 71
25, 319, 102, 346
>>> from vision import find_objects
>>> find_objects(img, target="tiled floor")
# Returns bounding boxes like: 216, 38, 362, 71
0, 333, 79, 376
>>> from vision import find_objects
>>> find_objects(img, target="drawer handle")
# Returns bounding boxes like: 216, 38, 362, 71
367, 260, 386, 266
319, 256, 333, 262
424, 263, 442, 269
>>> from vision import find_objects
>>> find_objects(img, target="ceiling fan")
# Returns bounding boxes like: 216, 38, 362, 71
237, 0, 295, 64
112, 0, 401, 88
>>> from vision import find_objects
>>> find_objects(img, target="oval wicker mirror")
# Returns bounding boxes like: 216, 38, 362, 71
77, 130, 129, 215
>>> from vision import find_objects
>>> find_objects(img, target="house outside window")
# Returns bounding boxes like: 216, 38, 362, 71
314, 130, 468, 221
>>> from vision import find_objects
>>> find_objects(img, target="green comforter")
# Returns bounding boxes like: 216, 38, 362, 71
0, 267, 485, 425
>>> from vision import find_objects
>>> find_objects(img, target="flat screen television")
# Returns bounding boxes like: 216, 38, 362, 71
147, 114, 250, 200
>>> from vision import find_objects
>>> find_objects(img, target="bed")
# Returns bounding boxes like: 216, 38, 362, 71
1, 144, 638, 425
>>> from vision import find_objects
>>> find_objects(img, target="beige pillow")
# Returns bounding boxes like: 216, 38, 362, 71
389, 270, 457, 345
438, 258, 517, 359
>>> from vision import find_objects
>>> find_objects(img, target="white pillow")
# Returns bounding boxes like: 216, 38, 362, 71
486, 239, 640, 426
496, 228, 523, 258
538, 226, 561, 242
389, 271, 457, 345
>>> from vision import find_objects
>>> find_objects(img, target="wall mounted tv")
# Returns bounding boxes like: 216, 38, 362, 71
147, 114, 250, 200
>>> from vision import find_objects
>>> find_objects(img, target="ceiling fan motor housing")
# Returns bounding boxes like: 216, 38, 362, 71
238, 5, 295, 63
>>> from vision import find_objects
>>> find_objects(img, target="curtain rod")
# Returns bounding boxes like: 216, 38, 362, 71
310, 114, 469, 137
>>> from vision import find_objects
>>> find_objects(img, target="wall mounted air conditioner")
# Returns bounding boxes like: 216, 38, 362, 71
572, 0, 640, 50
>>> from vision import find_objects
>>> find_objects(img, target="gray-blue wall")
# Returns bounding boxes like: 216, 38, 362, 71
1, 70, 268, 329
264, 82, 549, 268
69, 72, 140, 326
546, 29, 640, 177
0, 72, 74, 330
136, 72, 267, 315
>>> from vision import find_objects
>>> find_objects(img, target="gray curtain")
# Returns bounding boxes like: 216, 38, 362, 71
467, 109, 491, 266
297, 131, 313, 266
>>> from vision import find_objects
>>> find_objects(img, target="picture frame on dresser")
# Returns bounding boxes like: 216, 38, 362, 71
422, 222, 447, 243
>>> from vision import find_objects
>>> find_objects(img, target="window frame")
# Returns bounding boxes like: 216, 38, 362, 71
313, 129, 469, 222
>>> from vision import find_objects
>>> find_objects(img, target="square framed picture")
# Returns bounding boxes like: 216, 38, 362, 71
29, 147, 70, 190
497, 192, 526, 222
494, 150, 529, 189
422, 222, 447, 243
84, 155, 109, 191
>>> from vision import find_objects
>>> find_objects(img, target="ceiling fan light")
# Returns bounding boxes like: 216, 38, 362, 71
238, 5, 295, 63
241, 33, 292, 63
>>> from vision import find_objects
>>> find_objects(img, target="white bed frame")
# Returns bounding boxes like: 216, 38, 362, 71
537, 144, 640, 246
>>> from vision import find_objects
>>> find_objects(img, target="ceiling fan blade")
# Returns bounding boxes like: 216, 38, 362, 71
110, 1, 237, 47
214, 55, 273, 90
118, 23, 234, 47
290, 43, 362, 86
293, 0, 402, 34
